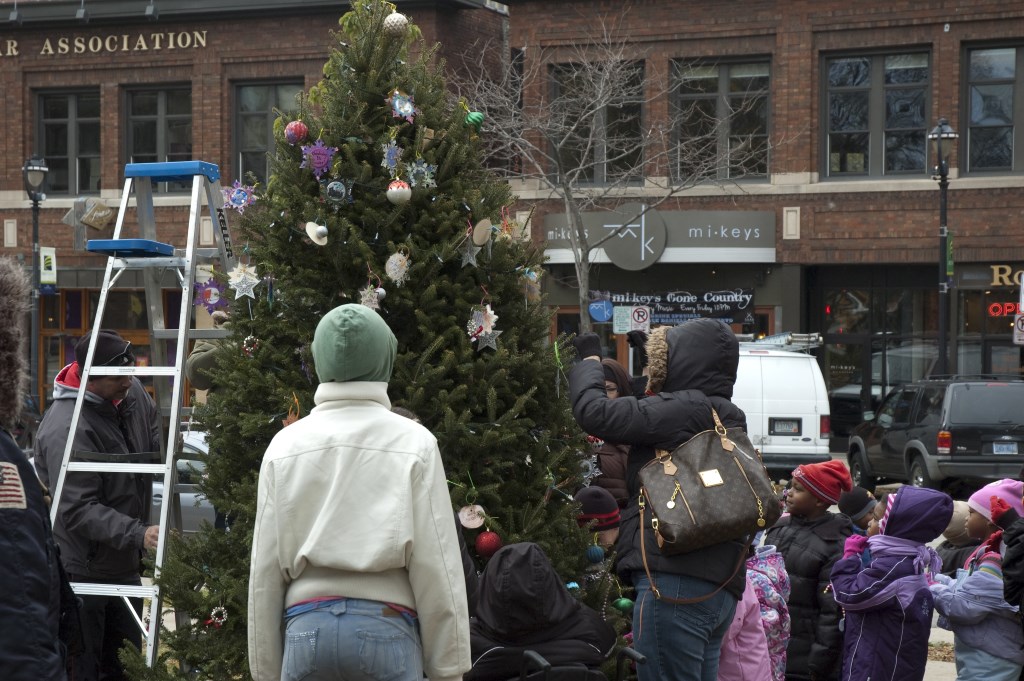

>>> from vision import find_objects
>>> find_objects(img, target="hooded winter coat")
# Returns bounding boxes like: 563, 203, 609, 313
34, 364, 159, 580
716, 576, 771, 681
830, 486, 953, 681
569, 318, 749, 597
466, 543, 616, 681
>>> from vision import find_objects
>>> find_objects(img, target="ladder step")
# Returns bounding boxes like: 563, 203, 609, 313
89, 366, 178, 377
112, 257, 188, 270
68, 462, 167, 474
152, 328, 231, 340
70, 582, 159, 599
88, 239, 175, 258
125, 161, 220, 183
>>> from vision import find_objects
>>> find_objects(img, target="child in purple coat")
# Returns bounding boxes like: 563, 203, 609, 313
830, 486, 953, 681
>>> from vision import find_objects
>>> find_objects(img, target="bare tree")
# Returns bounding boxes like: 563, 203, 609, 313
450, 9, 774, 332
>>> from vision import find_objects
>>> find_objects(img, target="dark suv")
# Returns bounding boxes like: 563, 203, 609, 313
847, 376, 1024, 490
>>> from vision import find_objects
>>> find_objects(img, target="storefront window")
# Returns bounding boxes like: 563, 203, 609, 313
825, 289, 870, 334
88, 291, 149, 329
960, 290, 985, 335
872, 288, 934, 335
991, 345, 1024, 376
957, 340, 983, 375
554, 310, 617, 359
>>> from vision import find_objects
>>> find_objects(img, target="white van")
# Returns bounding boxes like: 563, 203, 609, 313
732, 347, 833, 475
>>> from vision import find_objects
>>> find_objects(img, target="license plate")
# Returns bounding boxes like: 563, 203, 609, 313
771, 420, 800, 434
994, 442, 1018, 455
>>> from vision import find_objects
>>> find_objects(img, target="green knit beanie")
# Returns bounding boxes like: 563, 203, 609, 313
311, 304, 397, 383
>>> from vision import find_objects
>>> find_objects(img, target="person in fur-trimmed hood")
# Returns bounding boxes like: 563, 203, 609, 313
569, 319, 747, 681
0, 258, 72, 681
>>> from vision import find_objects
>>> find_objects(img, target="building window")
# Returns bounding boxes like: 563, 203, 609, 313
673, 61, 770, 181
127, 87, 192, 191
825, 52, 929, 177
549, 61, 644, 185
234, 81, 303, 187
966, 47, 1022, 172
38, 91, 101, 195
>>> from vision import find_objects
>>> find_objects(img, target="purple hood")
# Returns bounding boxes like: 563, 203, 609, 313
882, 486, 953, 543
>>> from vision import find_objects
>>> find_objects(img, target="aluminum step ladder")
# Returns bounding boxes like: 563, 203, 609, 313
48, 160, 236, 667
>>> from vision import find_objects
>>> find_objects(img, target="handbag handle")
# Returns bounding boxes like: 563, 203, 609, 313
639, 492, 750, 604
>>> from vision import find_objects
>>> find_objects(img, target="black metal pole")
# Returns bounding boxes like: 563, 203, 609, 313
937, 162, 949, 376
30, 197, 40, 414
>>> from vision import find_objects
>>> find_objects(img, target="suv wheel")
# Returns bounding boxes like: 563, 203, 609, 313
909, 455, 936, 489
848, 450, 876, 492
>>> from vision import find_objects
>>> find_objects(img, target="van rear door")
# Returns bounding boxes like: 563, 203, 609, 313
757, 351, 831, 471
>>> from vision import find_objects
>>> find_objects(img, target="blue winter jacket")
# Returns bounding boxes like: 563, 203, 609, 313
830, 486, 953, 681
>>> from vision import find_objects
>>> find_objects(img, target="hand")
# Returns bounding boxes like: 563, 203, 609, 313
991, 495, 1012, 525
984, 530, 1003, 555
843, 534, 869, 558
144, 525, 160, 551
572, 333, 602, 361
626, 331, 649, 368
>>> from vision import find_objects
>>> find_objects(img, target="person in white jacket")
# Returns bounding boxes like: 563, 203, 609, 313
248, 303, 470, 681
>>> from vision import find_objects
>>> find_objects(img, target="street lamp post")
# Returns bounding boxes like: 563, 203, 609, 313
23, 155, 48, 415
928, 118, 958, 376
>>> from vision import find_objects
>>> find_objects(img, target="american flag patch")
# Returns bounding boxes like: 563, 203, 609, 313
0, 461, 27, 509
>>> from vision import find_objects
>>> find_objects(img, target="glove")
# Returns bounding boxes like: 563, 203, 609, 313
626, 330, 649, 368
984, 529, 1004, 555
843, 534, 869, 559
991, 495, 1012, 525
572, 332, 602, 361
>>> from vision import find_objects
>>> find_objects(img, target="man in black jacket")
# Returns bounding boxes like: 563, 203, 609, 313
569, 319, 748, 681
35, 329, 161, 681
0, 257, 69, 681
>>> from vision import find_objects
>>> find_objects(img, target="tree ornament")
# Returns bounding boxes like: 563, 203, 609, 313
194, 279, 227, 314
387, 89, 420, 125
305, 221, 328, 246
471, 218, 493, 246
586, 544, 606, 564
242, 335, 261, 357
381, 139, 404, 177
580, 454, 603, 486
204, 605, 228, 628
300, 139, 338, 180
466, 303, 499, 340
386, 179, 412, 205
375, 286, 387, 301
382, 11, 409, 37
566, 581, 581, 593
458, 504, 486, 529
325, 180, 351, 205
408, 158, 438, 188
385, 249, 411, 286
461, 241, 481, 268
475, 530, 502, 558
475, 329, 502, 352
521, 267, 543, 303
612, 597, 635, 614
465, 111, 485, 133
227, 264, 260, 300
285, 120, 309, 145
359, 283, 381, 310
223, 180, 257, 215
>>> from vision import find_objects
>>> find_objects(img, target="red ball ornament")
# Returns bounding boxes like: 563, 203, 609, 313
285, 120, 309, 145
475, 530, 503, 558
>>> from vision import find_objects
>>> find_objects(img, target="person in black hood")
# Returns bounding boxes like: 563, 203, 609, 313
569, 318, 747, 681
466, 542, 615, 681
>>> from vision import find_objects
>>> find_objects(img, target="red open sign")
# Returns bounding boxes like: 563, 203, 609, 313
988, 302, 1023, 317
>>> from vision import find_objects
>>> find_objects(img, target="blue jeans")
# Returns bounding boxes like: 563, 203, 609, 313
632, 571, 738, 681
281, 598, 423, 681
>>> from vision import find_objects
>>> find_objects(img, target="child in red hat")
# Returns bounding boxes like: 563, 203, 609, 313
765, 460, 853, 681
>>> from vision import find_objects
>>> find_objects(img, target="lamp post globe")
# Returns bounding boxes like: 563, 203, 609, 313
23, 155, 48, 419
927, 118, 958, 376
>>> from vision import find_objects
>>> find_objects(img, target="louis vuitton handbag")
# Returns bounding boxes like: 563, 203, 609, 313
638, 408, 780, 556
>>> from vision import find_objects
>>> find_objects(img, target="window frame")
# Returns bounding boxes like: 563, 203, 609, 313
963, 43, 1024, 174
547, 60, 646, 186
671, 58, 772, 183
232, 79, 304, 187
821, 49, 932, 179
35, 89, 102, 196
124, 85, 193, 193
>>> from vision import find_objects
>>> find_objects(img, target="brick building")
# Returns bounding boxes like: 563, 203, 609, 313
505, 0, 1024, 429
0, 0, 506, 409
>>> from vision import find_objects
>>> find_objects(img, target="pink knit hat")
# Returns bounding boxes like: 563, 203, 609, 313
967, 479, 1024, 521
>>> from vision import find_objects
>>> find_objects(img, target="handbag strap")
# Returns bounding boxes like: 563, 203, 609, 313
638, 490, 751, 605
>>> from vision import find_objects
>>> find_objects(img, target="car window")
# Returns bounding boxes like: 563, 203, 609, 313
176, 459, 206, 485
949, 383, 1024, 424
913, 386, 944, 425
891, 387, 917, 424
876, 389, 902, 428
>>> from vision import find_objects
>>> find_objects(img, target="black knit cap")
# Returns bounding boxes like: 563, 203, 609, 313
74, 329, 135, 368
575, 486, 620, 530
838, 486, 878, 522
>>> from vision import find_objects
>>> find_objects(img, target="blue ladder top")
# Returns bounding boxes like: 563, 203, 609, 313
125, 161, 220, 183
87, 238, 175, 258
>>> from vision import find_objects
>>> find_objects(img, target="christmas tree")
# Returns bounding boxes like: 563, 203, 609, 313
125, 2, 595, 677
